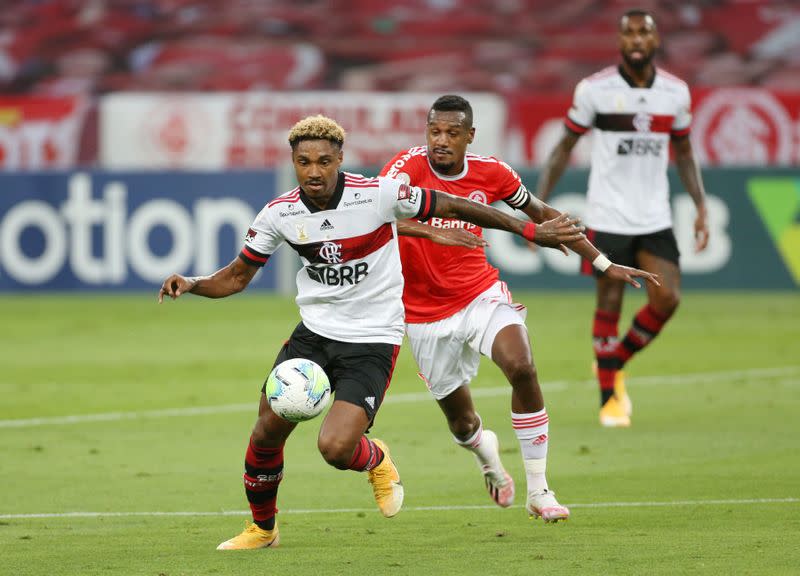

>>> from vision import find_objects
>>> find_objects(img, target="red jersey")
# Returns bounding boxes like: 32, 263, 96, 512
380, 146, 531, 323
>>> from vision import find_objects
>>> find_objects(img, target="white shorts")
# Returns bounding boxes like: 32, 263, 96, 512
405, 281, 527, 400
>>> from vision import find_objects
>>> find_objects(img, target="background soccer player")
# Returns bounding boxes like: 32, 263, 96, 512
380, 95, 658, 522
159, 115, 590, 549
536, 10, 710, 427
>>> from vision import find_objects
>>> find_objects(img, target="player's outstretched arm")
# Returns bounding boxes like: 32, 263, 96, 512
396, 219, 487, 249
431, 190, 585, 248
158, 257, 259, 303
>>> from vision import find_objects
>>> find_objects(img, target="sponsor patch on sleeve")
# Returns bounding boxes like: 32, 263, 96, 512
245, 227, 257, 242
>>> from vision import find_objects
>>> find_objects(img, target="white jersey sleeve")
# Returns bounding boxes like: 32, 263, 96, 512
672, 83, 692, 135
375, 176, 437, 222
238, 205, 284, 267
566, 79, 595, 133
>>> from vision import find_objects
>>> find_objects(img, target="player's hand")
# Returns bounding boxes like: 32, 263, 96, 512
604, 264, 660, 289
158, 274, 195, 303
534, 213, 585, 248
694, 211, 709, 252
428, 227, 488, 249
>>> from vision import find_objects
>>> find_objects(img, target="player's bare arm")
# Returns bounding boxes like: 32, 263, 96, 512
158, 257, 259, 303
431, 190, 585, 248
672, 134, 709, 252
535, 130, 581, 203
396, 219, 487, 249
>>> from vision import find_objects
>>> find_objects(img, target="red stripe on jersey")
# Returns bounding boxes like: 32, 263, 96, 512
288, 223, 394, 264
565, 116, 590, 134
268, 191, 300, 208
671, 126, 691, 137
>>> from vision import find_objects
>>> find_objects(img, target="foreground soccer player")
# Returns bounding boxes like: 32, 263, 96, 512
537, 10, 709, 427
159, 115, 588, 549
381, 96, 658, 522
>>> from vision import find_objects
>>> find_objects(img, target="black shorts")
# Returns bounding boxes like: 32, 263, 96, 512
261, 322, 400, 421
581, 227, 680, 277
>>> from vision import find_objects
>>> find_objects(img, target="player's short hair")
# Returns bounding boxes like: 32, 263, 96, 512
288, 115, 346, 150
620, 9, 656, 30
430, 95, 473, 128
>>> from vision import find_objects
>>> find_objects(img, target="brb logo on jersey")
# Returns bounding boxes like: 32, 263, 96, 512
318, 242, 343, 264
307, 241, 369, 286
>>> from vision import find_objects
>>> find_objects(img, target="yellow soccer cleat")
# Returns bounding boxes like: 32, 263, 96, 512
367, 439, 404, 517
216, 522, 280, 550
614, 371, 632, 417
599, 395, 631, 428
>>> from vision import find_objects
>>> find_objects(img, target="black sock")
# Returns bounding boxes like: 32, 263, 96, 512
255, 517, 276, 531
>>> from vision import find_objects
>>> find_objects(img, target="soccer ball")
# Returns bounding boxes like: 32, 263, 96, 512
264, 358, 331, 423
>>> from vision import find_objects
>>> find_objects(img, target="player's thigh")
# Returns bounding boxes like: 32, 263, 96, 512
406, 315, 478, 399
636, 229, 681, 306
326, 341, 400, 423
318, 399, 372, 455
479, 304, 528, 361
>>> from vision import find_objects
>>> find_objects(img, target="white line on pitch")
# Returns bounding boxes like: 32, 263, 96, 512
1, 497, 797, 520
1, 366, 797, 429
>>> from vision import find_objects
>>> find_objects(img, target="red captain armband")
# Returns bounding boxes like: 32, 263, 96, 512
522, 222, 537, 242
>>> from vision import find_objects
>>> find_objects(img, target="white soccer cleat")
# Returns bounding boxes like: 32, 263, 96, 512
526, 489, 570, 523
478, 430, 515, 508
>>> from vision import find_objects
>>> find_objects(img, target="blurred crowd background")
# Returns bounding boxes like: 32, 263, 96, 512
2, 0, 798, 97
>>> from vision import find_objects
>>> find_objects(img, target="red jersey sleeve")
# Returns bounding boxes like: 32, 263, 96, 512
379, 146, 428, 182
494, 159, 531, 209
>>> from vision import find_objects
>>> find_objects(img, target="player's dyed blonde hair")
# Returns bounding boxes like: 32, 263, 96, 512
288, 115, 346, 149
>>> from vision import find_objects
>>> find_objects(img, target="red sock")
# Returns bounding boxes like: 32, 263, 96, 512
617, 304, 672, 365
348, 436, 384, 472
593, 309, 620, 402
243, 437, 284, 527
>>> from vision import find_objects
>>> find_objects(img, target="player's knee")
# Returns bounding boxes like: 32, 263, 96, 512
449, 411, 479, 440
504, 358, 537, 387
317, 434, 351, 469
654, 289, 680, 317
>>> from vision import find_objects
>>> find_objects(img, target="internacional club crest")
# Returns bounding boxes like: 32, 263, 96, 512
318, 242, 343, 264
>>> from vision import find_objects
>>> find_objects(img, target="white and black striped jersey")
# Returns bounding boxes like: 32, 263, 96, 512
566, 65, 692, 234
240, 172, 437, 345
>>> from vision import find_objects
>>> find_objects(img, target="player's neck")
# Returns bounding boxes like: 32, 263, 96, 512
431, 158, 466, 178
619, 62, 655, 87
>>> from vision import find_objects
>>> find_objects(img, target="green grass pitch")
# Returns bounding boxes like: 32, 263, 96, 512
1, 291, 798, 575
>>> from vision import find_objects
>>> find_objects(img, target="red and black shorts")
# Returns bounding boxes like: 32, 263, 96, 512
581, 227, 680, 277
261, 322, 400, 421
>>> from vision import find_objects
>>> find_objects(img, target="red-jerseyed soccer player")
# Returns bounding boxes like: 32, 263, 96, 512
159, 115, 592, 549
380, 96, 658, 522
537, 10, 709, 427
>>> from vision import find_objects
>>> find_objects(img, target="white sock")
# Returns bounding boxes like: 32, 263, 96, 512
453, 414, 495, 468
512, 409, 549, 493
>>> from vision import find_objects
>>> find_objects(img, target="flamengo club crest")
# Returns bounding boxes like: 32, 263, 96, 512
319, 242, 343, 264
632, 112, 653, 132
